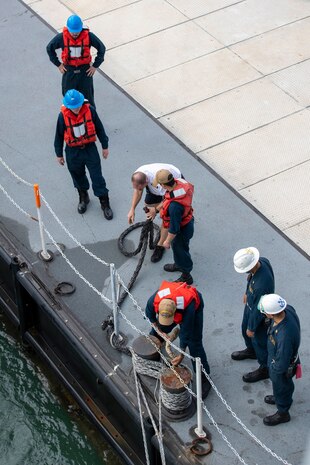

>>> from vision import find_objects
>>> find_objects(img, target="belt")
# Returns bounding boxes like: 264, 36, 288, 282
68, 144, 86, 150
66, 64, 88, 73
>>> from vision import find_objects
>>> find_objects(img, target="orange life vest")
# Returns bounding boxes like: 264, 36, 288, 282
61, 27, 91, 66
160, 179, 194, 229
61, 103, 97, 147
153, 280, 200, 324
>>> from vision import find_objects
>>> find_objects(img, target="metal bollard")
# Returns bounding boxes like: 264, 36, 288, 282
34, 184, 53, 262
195, 357, 206, 438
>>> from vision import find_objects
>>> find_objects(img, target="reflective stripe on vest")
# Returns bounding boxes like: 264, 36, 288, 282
176, 296, 185, 309
173, 188, 186, 198
72, 123, 86, 138
157, 287, 171, 299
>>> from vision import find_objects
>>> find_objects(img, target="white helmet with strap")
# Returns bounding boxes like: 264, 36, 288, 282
258, 294, 287, 315
233, 247, 259, 273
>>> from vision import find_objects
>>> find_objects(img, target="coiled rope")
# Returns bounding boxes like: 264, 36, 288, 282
102, 219, 160, 350
160, 385, 192, 412
117, 219, 160, 305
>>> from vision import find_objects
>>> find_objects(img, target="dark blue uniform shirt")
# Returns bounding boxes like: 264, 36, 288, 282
145, 291, 203, 351
246, 257, 275, 332
46, 31, 106, 68
267, 305, 300, 375
54, 105, 109, 156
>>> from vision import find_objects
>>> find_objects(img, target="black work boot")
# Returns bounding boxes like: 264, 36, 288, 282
242, 365, 269, 383
231, 348, 257, 361
264, 395, 276, 405
263, 411, 290, 426
174, 273, 193, 285
99, 195, 113, 220
151, 245, 165, 263
164, 263, 182, 272
77, 189, 89, 214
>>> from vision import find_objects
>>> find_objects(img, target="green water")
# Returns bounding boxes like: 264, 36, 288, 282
0, 315, 124, 465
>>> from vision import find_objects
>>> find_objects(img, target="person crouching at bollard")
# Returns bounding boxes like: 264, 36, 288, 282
258, 294, 301, 426
128, 163, 182, 263
54, 89, 113, 219
145, 280, 211, 399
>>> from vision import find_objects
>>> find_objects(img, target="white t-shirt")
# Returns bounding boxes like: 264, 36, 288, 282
135, 163, 181, 195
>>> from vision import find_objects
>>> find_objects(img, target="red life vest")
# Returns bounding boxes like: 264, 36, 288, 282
62, 27, 91, 66
160, 179, 194, 229
61, 103, 97, 147
153, 280, 200, 324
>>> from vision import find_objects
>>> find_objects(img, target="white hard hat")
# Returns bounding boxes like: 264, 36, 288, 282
258, 294, 287, 315
233, 247, 259, 273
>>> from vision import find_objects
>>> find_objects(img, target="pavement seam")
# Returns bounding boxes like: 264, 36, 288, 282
165, 0, 246, 20
157, 74, 264, 118
238, 158, 310, 191
195, 108, 306, 153
216, 14, 310, 49
106, 18, 191, 51
58, 0, 75, 15
83, 0, 143, 21
283, 218, 310, 231
158, 70, 304, 119
122, 45, 227, 85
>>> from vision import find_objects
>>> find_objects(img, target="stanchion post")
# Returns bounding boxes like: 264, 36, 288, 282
195, 357, 206, 438
110, 263, 119, 337
34, 184, 53, 262
116, 273, 121, 303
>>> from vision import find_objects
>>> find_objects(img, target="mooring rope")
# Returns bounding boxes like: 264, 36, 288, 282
117, 219, 160, 305
132, 353, 192, 413
132, 352, 163, 379
101, 219, 160, 352
160, 385, 192, 412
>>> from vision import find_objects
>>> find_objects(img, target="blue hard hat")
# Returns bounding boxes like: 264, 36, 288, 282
67, 15, 83, 33
63, 89, 84, 109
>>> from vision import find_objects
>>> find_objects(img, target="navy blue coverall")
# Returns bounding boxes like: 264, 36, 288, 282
168, 202, 194, 274
54, 105, 109, 197
145, 291, 210, 374
267, 305, 300, 412
46, 32, 105, 107
242, 257, 275, 367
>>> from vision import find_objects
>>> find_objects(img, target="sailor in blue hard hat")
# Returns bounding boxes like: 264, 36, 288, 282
54, 89, 113, 220
47, 15, 105, 107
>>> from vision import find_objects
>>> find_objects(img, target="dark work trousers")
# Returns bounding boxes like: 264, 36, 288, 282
269, 371, 294, 412
62, 65, 95, 107
150, 306, 210, 374
144, 190, 163, 205
65, 143, 108, 197
171, 218, 194, 274
241, 307, 268, 367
